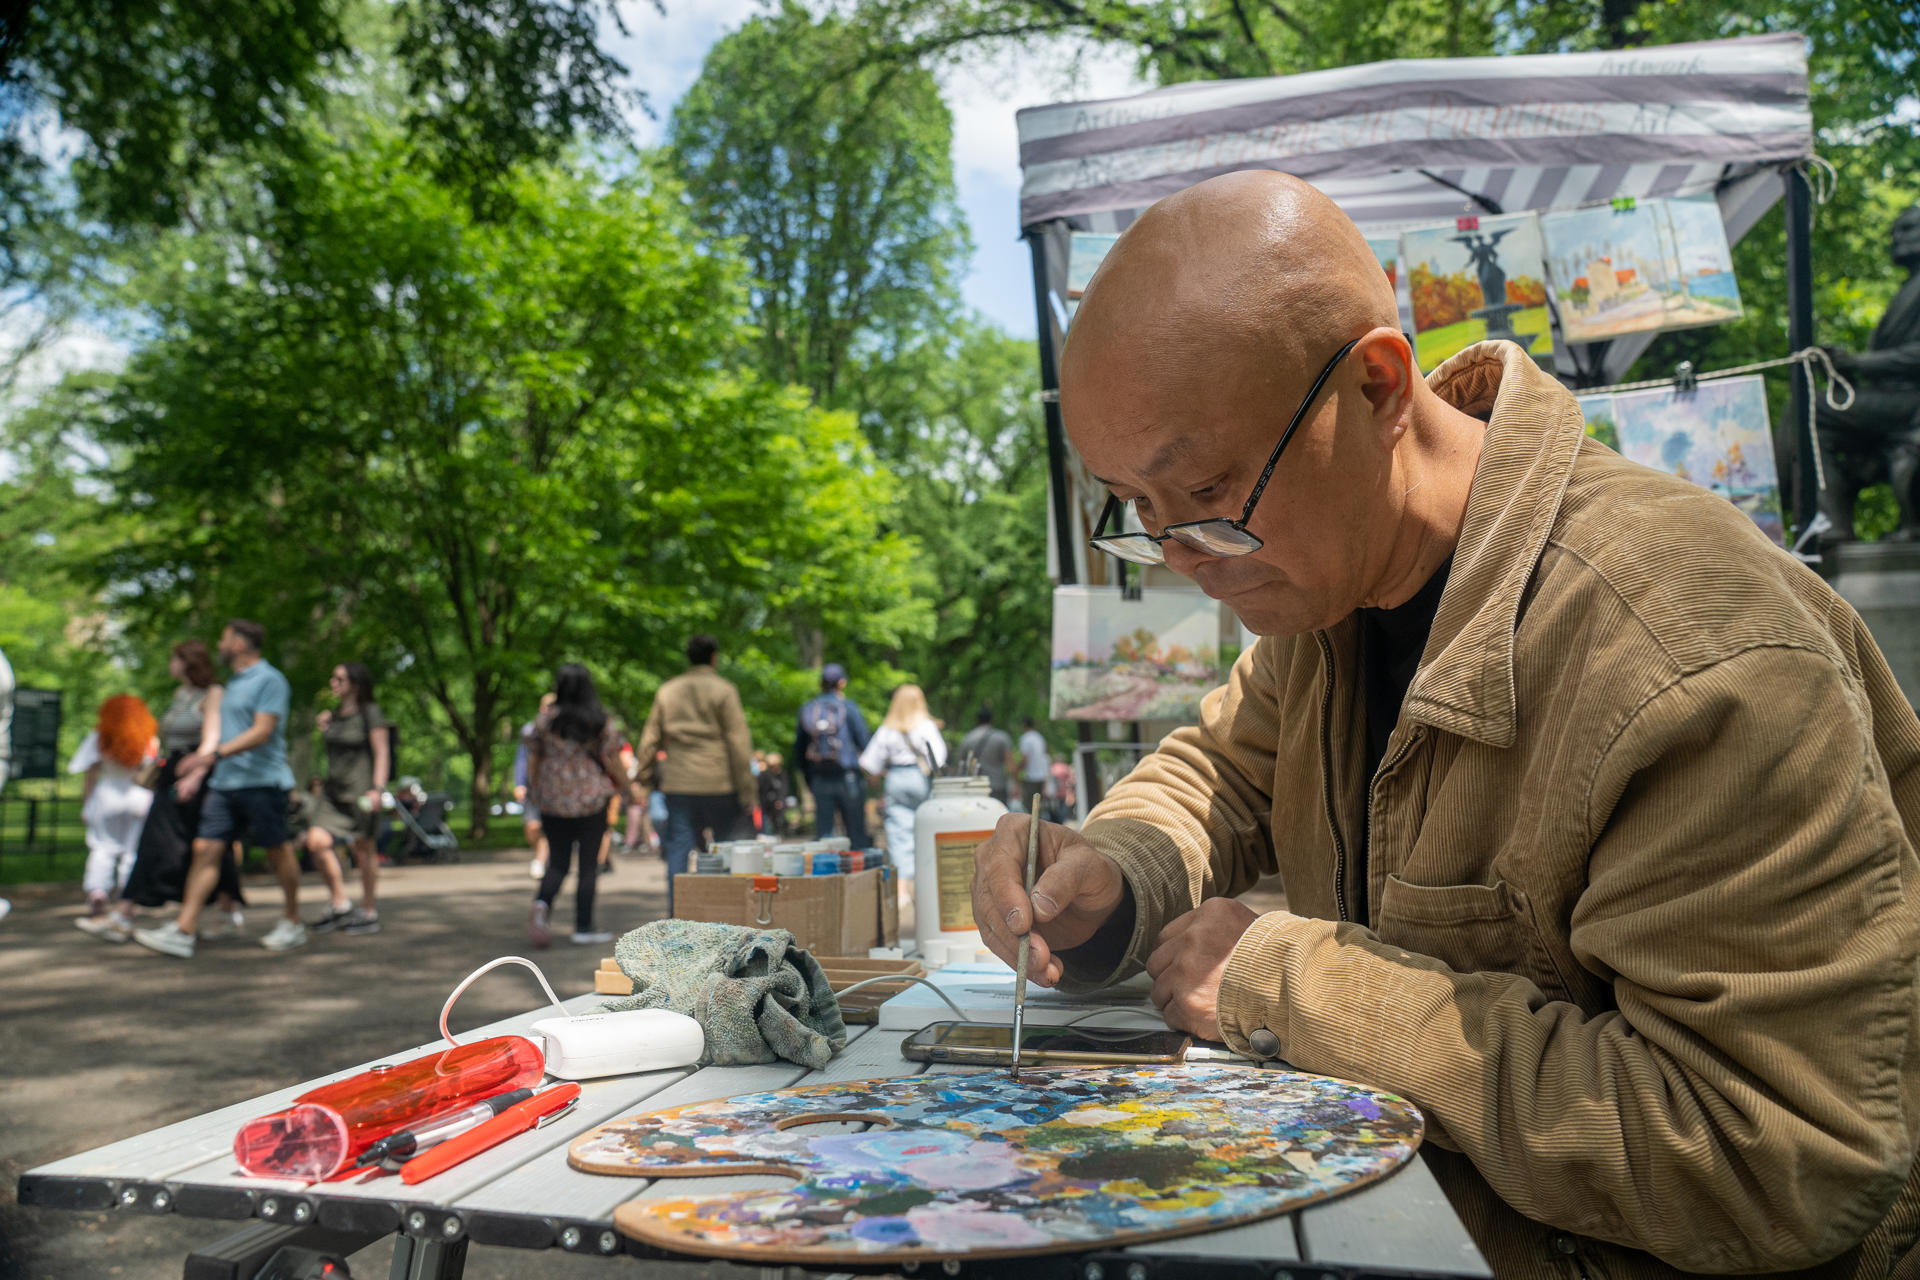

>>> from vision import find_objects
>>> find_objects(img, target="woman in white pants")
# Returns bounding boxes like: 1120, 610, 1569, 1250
859, 684, 947, 858
74, 695, 158, 915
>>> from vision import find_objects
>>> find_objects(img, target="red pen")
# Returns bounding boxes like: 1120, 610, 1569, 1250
399, 1083, 581, 1185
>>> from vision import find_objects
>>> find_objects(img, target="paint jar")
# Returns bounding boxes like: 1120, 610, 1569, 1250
729, 844, 766, 876
821, 836, 852, 853
911, 776, 1005, 956
771, 845, 806, 877
844, 850, 865, 873
812, 852, 842, 876
920, 938, 951, 969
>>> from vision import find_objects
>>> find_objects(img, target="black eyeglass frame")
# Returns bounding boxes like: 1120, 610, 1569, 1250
1088, 336, 1363, 565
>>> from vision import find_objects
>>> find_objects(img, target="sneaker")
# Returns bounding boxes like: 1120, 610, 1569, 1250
528, 858, 546, 879
201, 909, 245, 940
599, 852, 616, 876
77, 912, 133, 942
310, 904, 355, 933
261, 918, 309, 951
571, 930, 613, 945
133, 922, 196, 958
528, 900, 551, 949
341, 907, 382, 935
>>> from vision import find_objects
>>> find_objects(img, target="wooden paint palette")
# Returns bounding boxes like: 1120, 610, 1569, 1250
571, 1065, 1422, 1263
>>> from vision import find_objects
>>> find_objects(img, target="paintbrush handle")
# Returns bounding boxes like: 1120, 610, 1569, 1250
1011, 813, 1044, 1077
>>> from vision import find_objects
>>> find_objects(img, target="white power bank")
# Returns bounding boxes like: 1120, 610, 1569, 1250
531, 1009, 705, 1080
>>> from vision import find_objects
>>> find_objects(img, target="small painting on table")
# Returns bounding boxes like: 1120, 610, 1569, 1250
1610, 375, 1783, 545
573, 1064, 1423, 1263
1050, 586, 1224, 722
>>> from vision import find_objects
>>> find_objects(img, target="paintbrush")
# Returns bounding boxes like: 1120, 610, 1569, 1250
1010, 809, 1043, 1080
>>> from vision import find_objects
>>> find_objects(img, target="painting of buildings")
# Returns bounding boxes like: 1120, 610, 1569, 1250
1540, 194, 1743, 344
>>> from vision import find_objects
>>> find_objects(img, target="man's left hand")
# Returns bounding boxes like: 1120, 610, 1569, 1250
1145, 897, 1262, 1041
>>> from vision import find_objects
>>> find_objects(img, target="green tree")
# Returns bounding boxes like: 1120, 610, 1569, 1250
55, 122, 927, 831
881, 320, 1054, 731
669, 2, 971, 410
0, 0, 648, 234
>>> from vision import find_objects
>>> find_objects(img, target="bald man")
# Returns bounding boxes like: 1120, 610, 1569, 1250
972, 172, 1920, 1277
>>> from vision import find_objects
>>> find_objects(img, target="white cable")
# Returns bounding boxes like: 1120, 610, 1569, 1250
833, 973, 976, 1021
440, 956, 571, 1046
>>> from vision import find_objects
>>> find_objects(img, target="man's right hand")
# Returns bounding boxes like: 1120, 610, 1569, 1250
972, 815, 1125, 988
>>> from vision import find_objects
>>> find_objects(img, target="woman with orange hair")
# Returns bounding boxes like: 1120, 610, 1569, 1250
71, 694, 159, 916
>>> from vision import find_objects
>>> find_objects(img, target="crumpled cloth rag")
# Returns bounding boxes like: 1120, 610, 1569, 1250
601, 918, 847, 1069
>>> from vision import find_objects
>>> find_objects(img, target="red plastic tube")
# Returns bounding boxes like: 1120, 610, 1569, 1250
233, 1035, 544, 1181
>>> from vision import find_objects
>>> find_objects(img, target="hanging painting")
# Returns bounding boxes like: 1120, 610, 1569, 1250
1066, 232, 1121, 325
1541, 194, 1744, 345
1051, 586, 1224, 722
1402, 213, 1555, 369
1609, 375, 1784, 545
1366, 233, 1417, 337
572, 1065, 1423, 1263
1578, 393, 1621, 452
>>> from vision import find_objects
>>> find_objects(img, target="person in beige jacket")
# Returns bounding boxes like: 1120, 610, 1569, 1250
973, 171, 1920, 1277
635, 634, 756, 912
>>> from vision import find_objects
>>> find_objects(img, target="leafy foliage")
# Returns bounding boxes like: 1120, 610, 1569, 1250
59, 124, 928, 829
669, 2, 970, 409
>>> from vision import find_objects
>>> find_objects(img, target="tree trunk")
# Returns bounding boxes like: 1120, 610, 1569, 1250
468, 743, 493, 841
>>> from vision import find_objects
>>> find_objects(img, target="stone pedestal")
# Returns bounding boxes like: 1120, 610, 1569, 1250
1827, 540, 1920, 707
1471, 301, 1536, 353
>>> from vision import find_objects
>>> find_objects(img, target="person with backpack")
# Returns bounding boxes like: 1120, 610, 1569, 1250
793, 662, 871, 847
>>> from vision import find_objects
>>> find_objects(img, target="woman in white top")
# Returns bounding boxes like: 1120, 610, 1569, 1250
72, 695, 158, 914
859, 684, 948, 858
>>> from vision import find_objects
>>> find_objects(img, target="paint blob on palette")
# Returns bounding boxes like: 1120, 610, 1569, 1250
572, 1065, 1422, 1262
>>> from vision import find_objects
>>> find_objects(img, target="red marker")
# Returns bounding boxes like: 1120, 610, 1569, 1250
399, 1083, 581, 1185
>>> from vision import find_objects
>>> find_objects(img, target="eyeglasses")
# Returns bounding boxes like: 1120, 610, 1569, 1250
1088, 337, 1360, 566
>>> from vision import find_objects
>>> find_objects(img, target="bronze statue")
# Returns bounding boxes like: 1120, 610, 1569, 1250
1818, 202, 1920, 541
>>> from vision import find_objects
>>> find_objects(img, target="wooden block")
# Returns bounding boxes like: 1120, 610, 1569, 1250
594, 970, 636, 996
599, 957, 620, 973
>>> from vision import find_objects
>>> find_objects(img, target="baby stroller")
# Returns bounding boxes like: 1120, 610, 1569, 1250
388, 777, 461, 864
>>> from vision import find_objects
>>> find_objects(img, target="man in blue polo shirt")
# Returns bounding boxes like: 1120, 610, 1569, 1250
135, 619, 308, 957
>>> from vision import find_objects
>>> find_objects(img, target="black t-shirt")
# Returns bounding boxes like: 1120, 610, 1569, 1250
1354, 558, 1452, 925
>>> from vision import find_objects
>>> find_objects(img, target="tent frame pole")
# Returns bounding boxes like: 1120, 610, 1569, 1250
1026, 228, 1103, 808
1784, 166, 1818, 538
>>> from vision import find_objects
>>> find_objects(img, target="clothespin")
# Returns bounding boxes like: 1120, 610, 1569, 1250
1611, 196, 1637, 213
1455, 215, 1480, 232
752, 874, 779, 925
1673, 360, 1697, 394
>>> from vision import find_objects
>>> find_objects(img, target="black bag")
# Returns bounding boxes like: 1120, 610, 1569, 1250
805, 698, 848, 767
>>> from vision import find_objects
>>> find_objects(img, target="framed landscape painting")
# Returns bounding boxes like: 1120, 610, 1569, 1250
1402, 213, 1554, 368
1540, 194, 1743, 345
1051, 586, 1225, 722
1610, 375, 1783, 545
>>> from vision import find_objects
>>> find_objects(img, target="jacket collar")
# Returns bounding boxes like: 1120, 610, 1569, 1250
1397, 341, 1586, 749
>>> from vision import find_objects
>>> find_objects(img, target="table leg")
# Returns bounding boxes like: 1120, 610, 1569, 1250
390, 1234, 468, 1280
183, 1221, 385, 1280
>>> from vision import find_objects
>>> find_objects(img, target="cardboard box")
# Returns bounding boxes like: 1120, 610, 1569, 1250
672, 870, 881, 956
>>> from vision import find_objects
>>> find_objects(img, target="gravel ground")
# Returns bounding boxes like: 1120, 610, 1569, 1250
2, 842, 1287, 1280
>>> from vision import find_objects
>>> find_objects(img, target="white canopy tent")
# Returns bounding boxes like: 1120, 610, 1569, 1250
1017, 34, 1821, 588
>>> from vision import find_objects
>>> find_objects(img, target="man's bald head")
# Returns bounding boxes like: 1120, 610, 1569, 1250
1059, 170, 1481, 638
1065, 171, 1399, 384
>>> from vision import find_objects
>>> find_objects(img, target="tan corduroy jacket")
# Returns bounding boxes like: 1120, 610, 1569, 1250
634, 664, 756, 808
1068, 343, 1920, 1277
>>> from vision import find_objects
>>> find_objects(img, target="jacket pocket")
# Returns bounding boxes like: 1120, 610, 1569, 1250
1376, 874, 1571, 1001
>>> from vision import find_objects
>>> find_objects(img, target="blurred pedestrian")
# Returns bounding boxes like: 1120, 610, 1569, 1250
860, 684, 946, 858
795, 662, 871, 846
756, 750, 789, 837
957, 706, 1015, 806
305, 661, 391, 936
513, 692, 555, 879
81, 641, 244, 941
134, 619, 309, 958
1016, 717, 1051, 815
0, 643, 11, 923
524, 664, 642, 946
73, 695, 157, 916
636, 634, 756, 914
